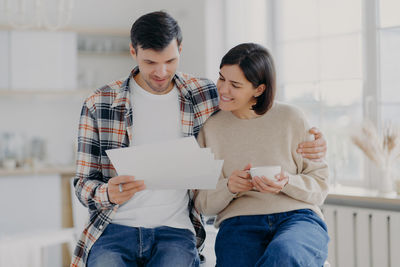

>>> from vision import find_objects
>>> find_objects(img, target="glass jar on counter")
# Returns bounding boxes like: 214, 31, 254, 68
0, 133, 22, 170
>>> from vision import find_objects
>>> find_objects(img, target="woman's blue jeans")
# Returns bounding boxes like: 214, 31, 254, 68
87, 224, 199, 267
215, 209, 329, 267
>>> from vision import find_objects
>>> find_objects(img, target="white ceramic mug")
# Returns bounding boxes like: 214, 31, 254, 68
250, 165, 281, 181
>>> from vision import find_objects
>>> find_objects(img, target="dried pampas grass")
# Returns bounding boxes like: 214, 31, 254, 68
351, 121, 400, 169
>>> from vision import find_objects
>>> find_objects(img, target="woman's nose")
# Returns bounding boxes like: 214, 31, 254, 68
218, 81, 229, 94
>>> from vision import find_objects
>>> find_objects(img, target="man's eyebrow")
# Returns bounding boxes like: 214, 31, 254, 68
143, 57, 177, 63
166, 57, 177, 62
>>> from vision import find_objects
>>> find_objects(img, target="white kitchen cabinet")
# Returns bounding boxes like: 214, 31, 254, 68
0, 30, 132, 168
0, 174, 63, 266
9, 30, 77, 90
0, 31, 9, 89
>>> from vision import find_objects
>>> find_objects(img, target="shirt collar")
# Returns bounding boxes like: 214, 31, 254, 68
111, 66, 191, 109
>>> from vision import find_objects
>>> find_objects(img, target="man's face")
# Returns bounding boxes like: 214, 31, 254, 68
130, 40, 181, 95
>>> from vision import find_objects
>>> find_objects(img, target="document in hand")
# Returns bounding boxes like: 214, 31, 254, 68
106, 137, 223, 189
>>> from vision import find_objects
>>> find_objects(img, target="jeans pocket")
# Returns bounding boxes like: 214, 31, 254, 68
219, 216, 238, 229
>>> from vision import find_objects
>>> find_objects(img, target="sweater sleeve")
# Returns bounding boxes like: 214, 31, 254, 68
281, 159, 329, 206
281, 117, 329, 206
194, 127, 237, 216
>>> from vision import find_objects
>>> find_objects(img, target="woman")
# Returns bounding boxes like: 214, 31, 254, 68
195, 43, 329, 267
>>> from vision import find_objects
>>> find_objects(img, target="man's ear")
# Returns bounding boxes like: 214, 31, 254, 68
254, 84, 266, 97
129, 43, 137, 60
178, 44, 182, 54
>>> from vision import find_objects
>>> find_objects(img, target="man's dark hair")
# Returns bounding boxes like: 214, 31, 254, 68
130, 11, 182, 51
220, 43, 276, 115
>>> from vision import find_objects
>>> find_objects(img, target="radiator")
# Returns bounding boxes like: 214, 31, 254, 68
322, 204, 400, 267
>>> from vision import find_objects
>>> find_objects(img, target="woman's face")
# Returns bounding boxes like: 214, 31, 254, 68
217, 64, 264, 118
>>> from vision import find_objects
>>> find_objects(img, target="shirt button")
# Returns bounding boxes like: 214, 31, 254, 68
99, 225, 103, 230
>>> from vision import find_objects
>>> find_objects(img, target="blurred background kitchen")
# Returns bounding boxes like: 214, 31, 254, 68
0, 0, 400, 266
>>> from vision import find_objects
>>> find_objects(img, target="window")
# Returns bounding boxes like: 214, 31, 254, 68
379, 0, 400, 124
273, 0, 364, 185
379, 0, 400, 175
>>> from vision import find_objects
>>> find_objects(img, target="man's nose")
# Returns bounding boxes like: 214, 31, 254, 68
154, 64, 167, 77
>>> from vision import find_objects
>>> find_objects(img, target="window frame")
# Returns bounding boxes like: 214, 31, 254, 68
269, 0, 385, 188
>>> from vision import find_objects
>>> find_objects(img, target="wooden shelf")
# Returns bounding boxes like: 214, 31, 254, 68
0, 24, 129, 37
78, 50, 130, 57
67, 27, 129, 37
0, 89, 93, 96
0, 165, 75, 177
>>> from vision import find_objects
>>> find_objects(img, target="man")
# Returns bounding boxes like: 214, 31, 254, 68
71, 11, 327, 267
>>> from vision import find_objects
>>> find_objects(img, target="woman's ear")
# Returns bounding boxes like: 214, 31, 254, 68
254, 84, 266, 97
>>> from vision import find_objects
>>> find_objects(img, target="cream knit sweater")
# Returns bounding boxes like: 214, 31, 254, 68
195, 101, 329, 227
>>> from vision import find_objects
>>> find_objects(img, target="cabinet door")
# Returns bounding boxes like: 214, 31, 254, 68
10, 30, 77, 90
0, 31, 9, 89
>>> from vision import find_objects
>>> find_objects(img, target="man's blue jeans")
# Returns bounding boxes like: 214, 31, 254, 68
215, 209, 329, 267
87, 224, 199, 267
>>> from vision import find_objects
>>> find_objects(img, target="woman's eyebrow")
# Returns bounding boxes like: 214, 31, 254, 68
219, 72, 243, 85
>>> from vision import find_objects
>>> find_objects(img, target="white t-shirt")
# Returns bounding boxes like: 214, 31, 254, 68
112, 78, 194, 233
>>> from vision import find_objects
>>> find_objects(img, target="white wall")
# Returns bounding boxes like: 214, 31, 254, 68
205, 0, 226, 82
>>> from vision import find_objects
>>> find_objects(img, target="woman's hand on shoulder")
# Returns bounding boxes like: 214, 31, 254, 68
227, 163, 253, 194
252, 171, 289, 194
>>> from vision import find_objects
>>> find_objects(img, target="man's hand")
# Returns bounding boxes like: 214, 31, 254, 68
297, 127, 327, 161
108, 175, 146, 205
227, 163, 253, 194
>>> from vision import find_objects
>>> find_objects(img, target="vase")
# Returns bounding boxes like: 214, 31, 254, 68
379, 167, 395, 194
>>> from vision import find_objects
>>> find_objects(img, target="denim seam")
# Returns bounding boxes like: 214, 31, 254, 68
138, 227, 143, 258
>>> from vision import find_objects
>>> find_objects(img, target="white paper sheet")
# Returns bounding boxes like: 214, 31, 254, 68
106, 137, 223, 189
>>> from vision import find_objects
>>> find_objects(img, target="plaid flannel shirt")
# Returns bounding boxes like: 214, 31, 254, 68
70, 67, 219, 267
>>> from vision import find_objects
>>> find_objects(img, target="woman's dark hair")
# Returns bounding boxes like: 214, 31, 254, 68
130, 11, 182, 51
220, 43, 276, 115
